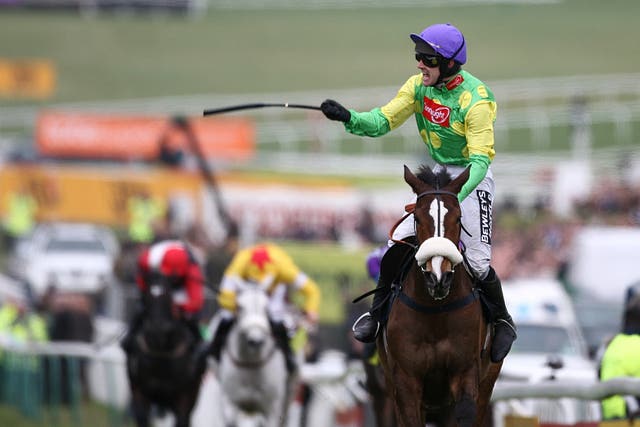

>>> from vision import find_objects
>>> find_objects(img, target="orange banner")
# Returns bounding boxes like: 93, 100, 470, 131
0, 164, 204, 227
36, 111, 255, 161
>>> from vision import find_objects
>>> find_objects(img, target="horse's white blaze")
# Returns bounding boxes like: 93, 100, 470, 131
430, 256, 444, 280
149, 285, 163, 297
429, 199, 448, 237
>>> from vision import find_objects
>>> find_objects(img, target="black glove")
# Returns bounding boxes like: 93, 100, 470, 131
321, 99, 351, 123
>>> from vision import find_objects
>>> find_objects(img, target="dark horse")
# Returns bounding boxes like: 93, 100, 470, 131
126, 276, 206, 427
376, 165, 502, 427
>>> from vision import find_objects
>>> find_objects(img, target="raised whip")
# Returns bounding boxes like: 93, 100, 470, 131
203, 102, 321, 116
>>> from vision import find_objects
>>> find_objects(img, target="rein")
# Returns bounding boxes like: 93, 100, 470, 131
396, 286, 479, 315
416, 189, 458, 200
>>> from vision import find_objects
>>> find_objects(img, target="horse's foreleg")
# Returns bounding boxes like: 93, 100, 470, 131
475, 362, 502, 426
174, 412, 191, 427
392, 373, 423, 427
130, 390, 151, 427
453, 393, 476, 427
450, 373, 479, 427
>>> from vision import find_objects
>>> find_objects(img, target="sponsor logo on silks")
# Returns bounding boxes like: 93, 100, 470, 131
445, 74, 464, 90
422, 97, 451, 127
477, 190, 492, 245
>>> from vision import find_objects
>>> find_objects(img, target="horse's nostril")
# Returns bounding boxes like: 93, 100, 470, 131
248, 338, 263, 348
441, 270, 454, 288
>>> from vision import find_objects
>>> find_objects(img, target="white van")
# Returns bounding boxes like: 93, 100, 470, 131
502, 277, 590, 367
567, 226, 640, 304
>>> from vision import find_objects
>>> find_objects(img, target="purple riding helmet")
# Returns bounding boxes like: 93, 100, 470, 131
410, 23, 467, 65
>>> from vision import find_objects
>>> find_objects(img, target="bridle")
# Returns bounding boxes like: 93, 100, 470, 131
393, 187, 478, 312
137, 282, 190, 358
226, 289, 278, 369
389, 189, 466, 248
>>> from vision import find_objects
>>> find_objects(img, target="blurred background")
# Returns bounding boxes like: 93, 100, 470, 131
0, 0, 639, 426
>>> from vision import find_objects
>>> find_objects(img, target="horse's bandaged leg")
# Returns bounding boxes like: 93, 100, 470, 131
454, 393, 477, 427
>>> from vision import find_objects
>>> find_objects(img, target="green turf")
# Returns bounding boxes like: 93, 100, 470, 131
0, 0, 638, 106
0, 402, 131, 427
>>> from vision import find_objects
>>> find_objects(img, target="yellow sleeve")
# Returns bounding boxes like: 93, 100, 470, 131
217, 248, 254, 311
270, 245, 301, 284
296, 276, 320, 315
223, 247, 252, 278
464, 100, 496, 161
380, 75, 422, 131
217, 289, 237, 312
269, 245, 320, 315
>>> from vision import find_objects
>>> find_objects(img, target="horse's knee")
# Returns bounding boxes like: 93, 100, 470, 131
454, 393, 477, 427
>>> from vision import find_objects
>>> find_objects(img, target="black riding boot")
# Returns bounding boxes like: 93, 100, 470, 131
352, 240, 416, 343
271, 320, 297, 375
352, 278, 386, 343
184, 317, 203, 342
121, 309, 144, 354
209, 317, 234, 361
184, 317, 208, 365
479, 267, 517, 363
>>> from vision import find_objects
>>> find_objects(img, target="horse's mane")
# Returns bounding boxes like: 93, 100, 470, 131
415, 165, 452, 189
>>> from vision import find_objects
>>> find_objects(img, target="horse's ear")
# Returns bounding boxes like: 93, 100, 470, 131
448, 166, 471, 194
404, 165, 423, 194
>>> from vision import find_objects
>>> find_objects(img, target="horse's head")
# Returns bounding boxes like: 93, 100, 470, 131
141, 273, 180, 350
234, 286, 272, 358
404, 165, 470, 300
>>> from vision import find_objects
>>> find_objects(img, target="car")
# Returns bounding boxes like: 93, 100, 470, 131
9, 222, 120, 303
493, 277, 600, 426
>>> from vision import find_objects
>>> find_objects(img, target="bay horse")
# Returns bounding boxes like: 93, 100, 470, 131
377, 165, 502, 427
126, 275, 206, 427
216, 285, 295, 427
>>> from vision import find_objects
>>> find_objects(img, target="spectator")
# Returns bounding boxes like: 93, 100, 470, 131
127, 190, 167, 245
1, 186, 37, 254
599, 292, 640, 420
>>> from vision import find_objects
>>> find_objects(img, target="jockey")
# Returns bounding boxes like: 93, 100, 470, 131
320, 22, 517, 363
120, 240, 205, 353
208, 242, 320, 374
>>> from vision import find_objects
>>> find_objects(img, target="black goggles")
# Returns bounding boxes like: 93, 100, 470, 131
415, 52, 441, 68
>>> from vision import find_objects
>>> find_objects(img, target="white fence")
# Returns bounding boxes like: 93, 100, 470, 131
2, 73, 640, 210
